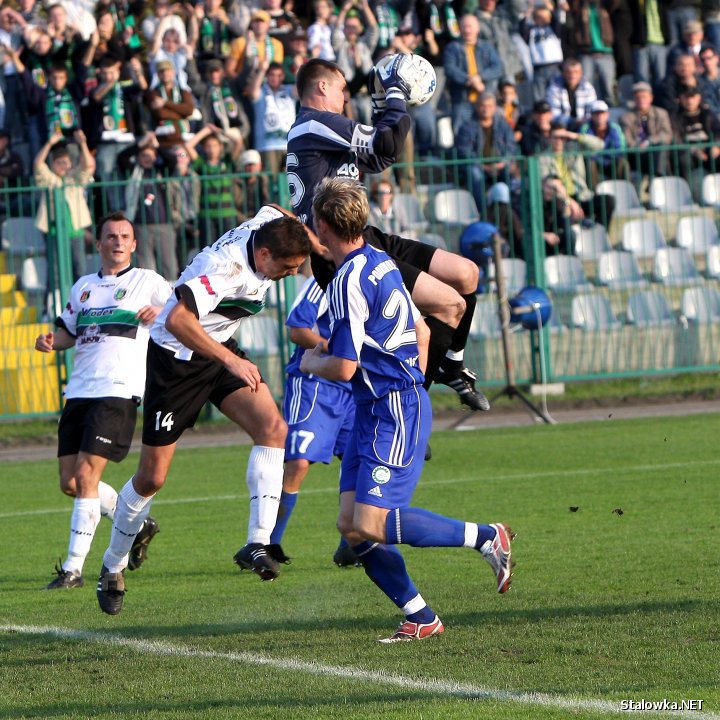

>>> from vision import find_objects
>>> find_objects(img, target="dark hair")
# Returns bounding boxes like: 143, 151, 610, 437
48, 64, 68, 75
50, 146, 71, 163
97, 211, 136, 239
296, 58, 343, 99
267, 61, 284, 74
254, 216, 311, 259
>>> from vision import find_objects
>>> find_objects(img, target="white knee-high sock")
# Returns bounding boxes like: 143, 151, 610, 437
63, 497, 101, 575
246, 445, 284, 545
98, 481, 118, 522
102, 478, 154, 573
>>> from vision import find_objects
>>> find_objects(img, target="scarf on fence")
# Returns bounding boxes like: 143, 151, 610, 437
46, 89, 78, 134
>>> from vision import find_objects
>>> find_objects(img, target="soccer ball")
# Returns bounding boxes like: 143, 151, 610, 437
372, 53, 437, 107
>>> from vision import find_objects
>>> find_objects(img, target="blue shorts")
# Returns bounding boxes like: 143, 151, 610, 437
340, 386, 432, 509
283, 375, 355, 463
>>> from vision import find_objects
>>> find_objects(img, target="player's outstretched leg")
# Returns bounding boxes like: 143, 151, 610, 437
384, 508, 515, 593
352, 540, 444, 643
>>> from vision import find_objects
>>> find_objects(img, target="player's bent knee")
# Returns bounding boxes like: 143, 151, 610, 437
60, 476, 77, 497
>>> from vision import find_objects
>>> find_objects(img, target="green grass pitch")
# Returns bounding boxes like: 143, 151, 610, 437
2, 414, 719, 720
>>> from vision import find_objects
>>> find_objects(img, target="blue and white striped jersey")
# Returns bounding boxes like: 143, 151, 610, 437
326, 243, 424, 402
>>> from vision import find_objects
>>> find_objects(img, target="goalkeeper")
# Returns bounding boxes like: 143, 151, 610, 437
286, 56, 489, 411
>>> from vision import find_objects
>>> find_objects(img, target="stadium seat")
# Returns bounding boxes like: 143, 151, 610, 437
680, 285, 720, 322
470, 298, 501, 338
571, 293, 621, 330
648, 176, 698, 212
620, 218, 667, 258
706, 244, 720, 278
595, 179, 643, 215
596, 250, 649, 289
392, 193, 430, 235
701, 173, 720, 208
653, 247, 702, 286
625, 289, 674, 327
489, 257, 527, 295
431, 188, 480, 226
544, 255, 591, 293
20, 256, 47, 300
1, 217, 46, 257
675, 215, 719, 254
573, 222, 611, 261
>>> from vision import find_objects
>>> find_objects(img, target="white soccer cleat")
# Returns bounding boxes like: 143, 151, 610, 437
378, 615, 444, 643
480, 523, 514, 593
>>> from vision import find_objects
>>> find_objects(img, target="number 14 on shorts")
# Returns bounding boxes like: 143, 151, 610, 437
155, 411, 175, 432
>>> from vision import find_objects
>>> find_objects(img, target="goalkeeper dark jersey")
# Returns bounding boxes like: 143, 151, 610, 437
286, 97, 411, 230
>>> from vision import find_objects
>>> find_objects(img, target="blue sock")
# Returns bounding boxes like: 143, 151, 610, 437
353, 541, 434, 622
270, 491, 298, 544
385, 507, 466, 547
476, 524, 496, 548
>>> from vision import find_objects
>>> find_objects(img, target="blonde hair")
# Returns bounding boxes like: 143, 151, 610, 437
312, 178, 369, 241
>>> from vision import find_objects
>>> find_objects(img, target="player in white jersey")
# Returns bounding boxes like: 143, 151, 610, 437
301, 179, 514, 643
35, 212, 173, 590
95, 206, 311, 615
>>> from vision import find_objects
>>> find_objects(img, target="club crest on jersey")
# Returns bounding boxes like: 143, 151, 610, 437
371, 466, 391, 484
80, 290, 91, 302
114, 288, 127, 300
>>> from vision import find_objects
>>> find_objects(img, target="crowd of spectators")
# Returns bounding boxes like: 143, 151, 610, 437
1, 0, 720, 275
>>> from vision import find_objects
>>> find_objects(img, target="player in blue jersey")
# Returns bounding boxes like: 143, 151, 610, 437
267, 276, 358, 566
300, 178, 514, 642
287, 57, 490, 413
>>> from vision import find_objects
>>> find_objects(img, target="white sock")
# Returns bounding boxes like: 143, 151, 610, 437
98, 481, 118, 522
102, 477, 154, 573
63, 497, 101, 575
444, 349, 464, 362
246, 445, 284, 545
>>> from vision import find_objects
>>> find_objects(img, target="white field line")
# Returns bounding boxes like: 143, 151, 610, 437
2, 624, 718, 720
3, 458, 720, 520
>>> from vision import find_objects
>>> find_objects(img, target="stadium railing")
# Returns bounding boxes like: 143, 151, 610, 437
2, 143, 719, 418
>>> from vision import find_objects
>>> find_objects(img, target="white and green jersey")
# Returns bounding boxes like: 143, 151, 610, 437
57, 267, 172, 399
151, 206, 282, 360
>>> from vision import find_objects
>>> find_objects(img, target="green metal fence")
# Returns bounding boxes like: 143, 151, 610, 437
2, 143, 720, 419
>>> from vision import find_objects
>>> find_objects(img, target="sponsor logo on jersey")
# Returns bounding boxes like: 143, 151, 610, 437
371, 466, 391, 484
114, 288, 127, 300
368, 486, 383, 498
95, 435, 112, 444
200, 275, 216, 295
80, 290, 91, 302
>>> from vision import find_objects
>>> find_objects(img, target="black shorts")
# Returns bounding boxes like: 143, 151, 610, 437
58, 397, 138, 462
311, 226, 437, 293
142, 338, 258, 446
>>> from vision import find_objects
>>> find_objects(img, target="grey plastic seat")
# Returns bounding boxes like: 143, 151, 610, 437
621, 218, 667, 259
626, 290, 674, 327
653, 247, 701, 286
571, 293, 622, 330
597, 250, 649, 289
